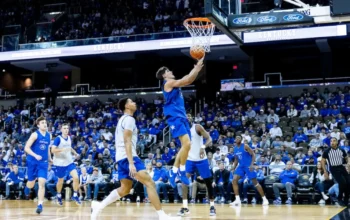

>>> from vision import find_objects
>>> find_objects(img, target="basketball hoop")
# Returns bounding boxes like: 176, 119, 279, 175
184, 17, 215, 53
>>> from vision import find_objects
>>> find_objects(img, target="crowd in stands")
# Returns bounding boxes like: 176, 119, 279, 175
0, 86, 350, 206
51, 0, 204, 41
0, 0, 333, 44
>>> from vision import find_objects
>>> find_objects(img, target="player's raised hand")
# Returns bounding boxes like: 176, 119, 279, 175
35, 154, 42, 161
198, 53, 205, 63
129, 163, 137, 179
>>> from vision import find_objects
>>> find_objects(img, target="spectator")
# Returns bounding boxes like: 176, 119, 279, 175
293, 127, 308, 144
161, 147, 172, 165
287, 105, 298, 118
269, 123, 283, 139
212, 162, 230, 203
267, 110, 280, 123
300, 105, 310, 118
269, 155, 286, 175
79, 167, 89, 201
153, 161, 169, 203
272, 161, 298, 205
309, 161, 332, 204
5, 164, 24, 199
301, 150, 317, 165
86, 167, 106, 201
217, 140, 228, 155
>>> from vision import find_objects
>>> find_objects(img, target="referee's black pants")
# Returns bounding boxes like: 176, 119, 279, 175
330, 166, 350, 203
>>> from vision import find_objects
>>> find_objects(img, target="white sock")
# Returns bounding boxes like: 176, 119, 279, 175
180, 165, 186, 172
210, 201, 215, 207
57, 193, 62, 198
156, 210, 166, 216
100, 189, 121, 210
262, 196, 267, 200
172, 167, 178, 173
73, 192, 78, 197
183, 199, 188, 208
235, 195, 240, 201
38, 201, 43, 206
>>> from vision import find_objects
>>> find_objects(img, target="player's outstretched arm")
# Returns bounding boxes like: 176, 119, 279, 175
25, 132, 40, 160
165, 56, 204, 90
196, 124, 212, 147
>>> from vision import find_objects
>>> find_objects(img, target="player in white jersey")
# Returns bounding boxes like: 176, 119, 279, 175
91, 98, 180, 220
51, 123, 81, 205
177, 113, 216, 217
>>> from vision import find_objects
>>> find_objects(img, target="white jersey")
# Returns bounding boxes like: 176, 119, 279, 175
115, 114, 138, 162
53, 135, 73, 167
188, 124, 207, 161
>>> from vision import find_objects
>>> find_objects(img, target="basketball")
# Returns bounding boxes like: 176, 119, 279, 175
190, 45, 205, 60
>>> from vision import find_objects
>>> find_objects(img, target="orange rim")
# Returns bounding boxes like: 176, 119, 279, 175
183, 17, 215, 29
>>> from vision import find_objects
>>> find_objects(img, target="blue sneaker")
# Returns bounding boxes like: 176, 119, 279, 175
57, 196, 63, 206
36, 204, 43, 214
179, 170, 190, 186
285, 198, 292, 205
273, 198, 282, 205
168, 169, 177, 188
72, 195, 82, 205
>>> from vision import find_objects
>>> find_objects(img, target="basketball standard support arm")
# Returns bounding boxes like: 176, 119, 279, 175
283, 0, 309, 8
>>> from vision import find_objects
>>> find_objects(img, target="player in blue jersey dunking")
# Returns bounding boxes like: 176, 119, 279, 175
24, 116, 52, 214
51, 123, 81, 205
91, 98, 180, 220
156, 56, 204, 187
230, 135, 269, 206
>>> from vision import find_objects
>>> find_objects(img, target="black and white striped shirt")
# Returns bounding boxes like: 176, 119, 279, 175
322, 147, 347, 167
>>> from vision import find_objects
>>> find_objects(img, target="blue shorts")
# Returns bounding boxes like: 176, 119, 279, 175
117, 157, 146, 180
167, 117, 191, 139
54, 163, 76, 179
27, 160, 49, 181
186, 159, 212, 179
234, 166, 257, 179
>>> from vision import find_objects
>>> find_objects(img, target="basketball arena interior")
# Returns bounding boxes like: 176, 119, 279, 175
1, 0, 350, 219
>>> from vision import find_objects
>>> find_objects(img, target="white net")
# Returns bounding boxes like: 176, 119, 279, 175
184, 18, 215, 52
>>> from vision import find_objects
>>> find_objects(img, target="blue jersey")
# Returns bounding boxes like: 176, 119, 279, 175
234, 143, 252, 167
27, 130, 50, 162
162, 80, 186, 119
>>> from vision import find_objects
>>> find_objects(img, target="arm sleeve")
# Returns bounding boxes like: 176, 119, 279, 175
53, 137, 61, 147
123, 117, 135, 131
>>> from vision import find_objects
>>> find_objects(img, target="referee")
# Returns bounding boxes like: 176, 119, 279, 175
321, 137, 350, 206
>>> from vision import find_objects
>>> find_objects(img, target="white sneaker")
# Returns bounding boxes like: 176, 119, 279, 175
318, 199, 325, 204
322, 194, 329, 201
159, 214, 181, 220
220, 197, 225, 203
229, 199, 241, 206
262, 198, 269, 206
251, 198, 256, 204
91, 201, 102, 220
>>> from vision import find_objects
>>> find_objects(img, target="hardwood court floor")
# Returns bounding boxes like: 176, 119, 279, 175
0, 200, 346, 220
